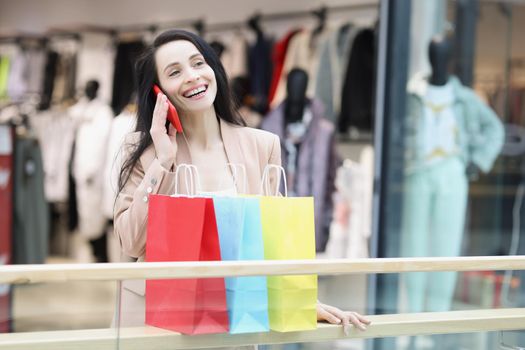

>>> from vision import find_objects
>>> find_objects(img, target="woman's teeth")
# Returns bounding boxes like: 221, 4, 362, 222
184, 86, 207, 98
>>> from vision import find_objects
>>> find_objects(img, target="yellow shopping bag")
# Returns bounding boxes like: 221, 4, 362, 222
258, 165, 317, 332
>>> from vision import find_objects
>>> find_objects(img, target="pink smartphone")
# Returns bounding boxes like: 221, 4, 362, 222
153, 84, 183, 133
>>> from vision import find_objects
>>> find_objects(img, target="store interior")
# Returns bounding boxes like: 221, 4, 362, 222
0, 0, 524, 349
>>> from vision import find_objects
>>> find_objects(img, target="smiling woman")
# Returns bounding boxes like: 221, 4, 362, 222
112, 29, 369, 348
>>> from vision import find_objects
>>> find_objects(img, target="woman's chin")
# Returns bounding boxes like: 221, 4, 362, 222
182, 100, 215, 114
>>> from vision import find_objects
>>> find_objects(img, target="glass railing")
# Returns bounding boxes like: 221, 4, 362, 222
0, 256, 523, 349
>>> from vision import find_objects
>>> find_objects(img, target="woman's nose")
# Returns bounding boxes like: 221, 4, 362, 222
184, 69, 200, 83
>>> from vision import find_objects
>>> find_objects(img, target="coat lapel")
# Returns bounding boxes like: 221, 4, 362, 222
219, 119, 246, 192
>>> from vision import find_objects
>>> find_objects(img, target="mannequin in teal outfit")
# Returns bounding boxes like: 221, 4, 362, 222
401, 35, 504, 317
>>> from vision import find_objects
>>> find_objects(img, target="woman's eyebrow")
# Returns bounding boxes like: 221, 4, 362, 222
163, 53, 204, 73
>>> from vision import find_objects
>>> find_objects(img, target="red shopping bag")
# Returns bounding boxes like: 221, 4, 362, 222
145, 194, 229, 335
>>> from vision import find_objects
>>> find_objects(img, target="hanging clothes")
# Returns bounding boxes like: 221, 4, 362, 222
6, 49, 28, 102
221, 31, 248, 80
338, 28, 376, 133
111, 41, 145, 115
315, 23, 361, 123
30, 107, 76, 203
248, 31, 273, 114
70, 97, 113, 239
39, 50, 59, 110
0, 56, 10, 100
402, 75, 504, 313
270, 28, 330, 109
261, 98, 339, 252
25, 49, 46, 96
13, 132, 49, 264
324, 147, 374, 259
52, 52, 77, 103
102, 108, 136, 219
268, 29, 302, 104
67, 138, 79, 232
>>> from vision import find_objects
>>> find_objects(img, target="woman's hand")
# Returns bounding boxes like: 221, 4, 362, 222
150, 92, 178, 169
317, 301, 371, 335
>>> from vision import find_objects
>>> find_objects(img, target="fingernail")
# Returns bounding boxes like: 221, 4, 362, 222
335, 318, 341, 324
343, 325, 349, 336
360, 325, 367, 331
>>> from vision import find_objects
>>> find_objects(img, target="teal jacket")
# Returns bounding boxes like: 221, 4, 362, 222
405, 75, 504, 174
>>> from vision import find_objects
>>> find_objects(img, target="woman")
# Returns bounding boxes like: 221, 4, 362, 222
114, 29, 370, 339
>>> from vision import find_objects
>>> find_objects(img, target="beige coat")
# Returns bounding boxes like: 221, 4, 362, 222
113, 119, 281, 342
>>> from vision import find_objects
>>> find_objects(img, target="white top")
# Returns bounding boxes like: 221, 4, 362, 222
419, 80, 459, 165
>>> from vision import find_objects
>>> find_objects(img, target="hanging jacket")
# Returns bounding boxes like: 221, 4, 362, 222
6, 49, 28, 102
270, 28, 330, 109
406, 75, 504, 174
70, 98, 113, 238
13, 134, 49, 264
268, 29, 302, 104
0, 56, 10, 100
39, 50, 59, 110
248, 31, 273, 114
261, 99, 339, 252
111, 41, 145, 115
338, 28, 376, 133
221, 31, 248, 80
30, 107, 76, 203
25, 49, 46, 96
315, 23, 361, 123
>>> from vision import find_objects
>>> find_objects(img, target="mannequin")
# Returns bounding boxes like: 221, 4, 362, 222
428, 36, 451, 86
282, 68, 311, 198
70, 79, 113, 262
262, 68, 338, 252
284, 68, 309, 125
402, 35, 504, 320
85, 80, 99, 101
403, 35, 504, 350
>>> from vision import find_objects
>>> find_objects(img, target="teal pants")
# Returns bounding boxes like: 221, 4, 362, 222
401, 157, 468, 312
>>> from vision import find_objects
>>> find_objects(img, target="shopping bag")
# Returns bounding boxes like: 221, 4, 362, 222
258, 165, 317, 332
213, 195, 270, 334
145, 165, 229, 335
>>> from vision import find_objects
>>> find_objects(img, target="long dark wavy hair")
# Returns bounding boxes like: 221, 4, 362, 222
118, 29, 245, 194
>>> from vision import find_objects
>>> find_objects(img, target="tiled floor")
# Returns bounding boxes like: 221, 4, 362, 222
12, 256, 116, 332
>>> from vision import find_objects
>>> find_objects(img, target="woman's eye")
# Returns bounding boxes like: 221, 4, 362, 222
168, 70, 180, 77
194, 60, 205, 67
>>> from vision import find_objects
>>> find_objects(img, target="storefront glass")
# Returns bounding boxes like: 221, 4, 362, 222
371, 0, 525, 349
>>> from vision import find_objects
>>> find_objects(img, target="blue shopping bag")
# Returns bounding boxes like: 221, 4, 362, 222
213, 196, 270, 334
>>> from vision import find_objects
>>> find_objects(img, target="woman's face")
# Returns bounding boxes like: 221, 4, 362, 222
155, 40, 217, 113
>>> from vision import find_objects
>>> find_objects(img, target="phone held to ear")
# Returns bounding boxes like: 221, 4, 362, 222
153, 84, 183, 133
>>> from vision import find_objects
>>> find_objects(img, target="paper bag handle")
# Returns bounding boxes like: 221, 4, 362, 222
260, 164, 287, 197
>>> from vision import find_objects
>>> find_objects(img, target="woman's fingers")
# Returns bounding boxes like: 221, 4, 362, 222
317, 304, 341, 324
347, 312, 367, 331
150, 93, 177, 169
356, 312, 372, 325
151, 93, 169, 132
319, 303, 370, 333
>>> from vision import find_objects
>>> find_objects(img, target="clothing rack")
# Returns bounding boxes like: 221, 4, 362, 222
0, 1, 378, 44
